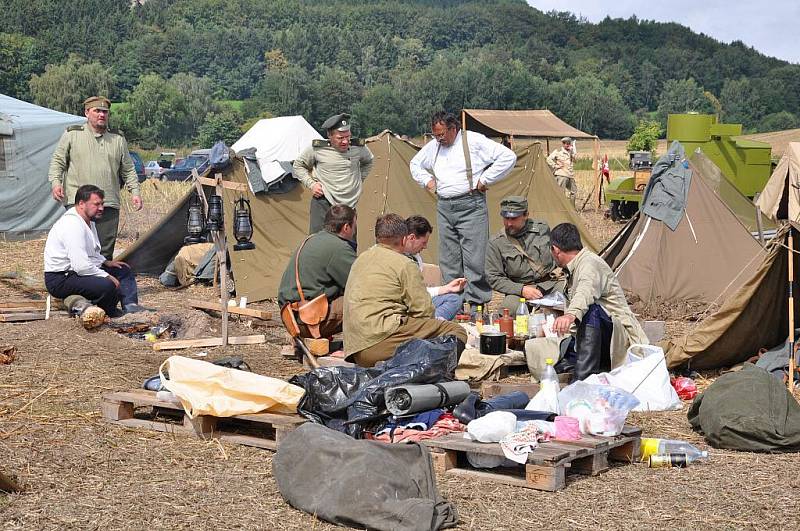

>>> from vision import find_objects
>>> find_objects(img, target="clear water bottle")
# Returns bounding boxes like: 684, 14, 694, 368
540, 357, 558, 385
640, 438, 709, 463
515, 297, 529, 337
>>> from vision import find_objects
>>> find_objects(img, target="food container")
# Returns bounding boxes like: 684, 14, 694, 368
479, 331, 507, 355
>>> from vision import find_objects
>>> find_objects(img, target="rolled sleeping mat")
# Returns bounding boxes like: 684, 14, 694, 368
384, 381, 471, 417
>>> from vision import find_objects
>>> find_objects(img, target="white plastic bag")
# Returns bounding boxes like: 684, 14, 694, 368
557, 381, 639, 436
466, 411, 517, 442
525, 379, 559, 413
584, 344, 681, 412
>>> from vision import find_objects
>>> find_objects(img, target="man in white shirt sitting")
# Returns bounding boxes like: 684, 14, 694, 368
403, 215, 465, 320
409, 111, 517, 311
44, 184, 145, 319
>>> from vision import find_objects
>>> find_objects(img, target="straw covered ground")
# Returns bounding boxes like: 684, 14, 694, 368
2, 176, 799, 530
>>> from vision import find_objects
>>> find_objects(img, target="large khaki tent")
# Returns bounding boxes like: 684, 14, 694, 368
462, 109, 595, 140
664, 223, 798, 369
602, 155, 765, 307
755, 142, 800, 223
120, 131, 598, 302
0, 94, 85, 238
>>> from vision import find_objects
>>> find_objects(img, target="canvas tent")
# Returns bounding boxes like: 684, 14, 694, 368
755, 142, 800, 223
0, 94, 85, 238
462, 109, 595, 140
602, 149, 765, 307
664, 222, 799, 369
120, 131, 598, 302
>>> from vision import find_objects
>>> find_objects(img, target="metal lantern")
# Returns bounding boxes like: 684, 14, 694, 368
233, 196, 256, 251
206, 194, 224, 232
184, 192, 206, 244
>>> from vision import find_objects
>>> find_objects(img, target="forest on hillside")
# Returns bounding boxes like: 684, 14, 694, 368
2, 0, 799, 146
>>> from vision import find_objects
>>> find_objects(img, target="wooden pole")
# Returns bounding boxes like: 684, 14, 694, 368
789, 231, 795, 392
215, 173, 229, 348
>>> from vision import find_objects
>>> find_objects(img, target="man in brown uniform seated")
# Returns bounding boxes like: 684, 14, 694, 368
343, 214, 468, 367
278, 205, 357, 339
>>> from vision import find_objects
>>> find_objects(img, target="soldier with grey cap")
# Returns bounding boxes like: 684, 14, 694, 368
293, 112, 374, 234
546, 136, 577, 205
48, 95, 142, 260
485, 195, 563, 314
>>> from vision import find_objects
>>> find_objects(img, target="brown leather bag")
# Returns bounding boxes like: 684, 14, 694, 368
279, 236, 329, 338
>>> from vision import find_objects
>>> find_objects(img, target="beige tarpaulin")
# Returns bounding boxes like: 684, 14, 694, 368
664, 222, 798, 369
462, 109, 595, 139
121, 132, 598, 302
602, 157, 764, 307
756, 142, 800, 223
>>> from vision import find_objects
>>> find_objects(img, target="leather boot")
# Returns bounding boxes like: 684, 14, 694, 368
574, 325, 606, 381
452, 392, 480, 424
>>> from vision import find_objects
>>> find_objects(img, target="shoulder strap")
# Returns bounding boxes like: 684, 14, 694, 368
294, 236, 313, 303
508, 235, 543, 270
460, 130, 474, 190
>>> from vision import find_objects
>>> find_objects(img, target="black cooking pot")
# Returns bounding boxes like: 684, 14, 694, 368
479, 331, 507, 355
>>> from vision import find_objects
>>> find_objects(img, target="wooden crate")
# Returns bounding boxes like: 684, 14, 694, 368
422, 425, 641, 491
101, 389, 306, 451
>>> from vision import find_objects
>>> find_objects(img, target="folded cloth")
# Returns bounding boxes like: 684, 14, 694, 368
377, 409, 445, 435
371, 414, 465, 444
500, 424, 551, 464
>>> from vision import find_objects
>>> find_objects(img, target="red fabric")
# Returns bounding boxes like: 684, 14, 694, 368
369, 413, 466, 444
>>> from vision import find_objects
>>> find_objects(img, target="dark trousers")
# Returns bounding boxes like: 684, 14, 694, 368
309, 196, 332, 234
45, 265, 138, 314
66, 205, 119, 260
564, 303, 614, 380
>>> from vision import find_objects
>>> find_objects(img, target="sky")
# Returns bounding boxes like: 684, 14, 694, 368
527, 1, 799, 65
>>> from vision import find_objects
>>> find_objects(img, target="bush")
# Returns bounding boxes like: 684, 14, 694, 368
627, 120, 662, 155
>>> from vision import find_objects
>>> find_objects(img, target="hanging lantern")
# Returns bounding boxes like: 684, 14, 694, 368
206, 194, 224, 231
184, 192, 206, 244
233, 196, 256, 251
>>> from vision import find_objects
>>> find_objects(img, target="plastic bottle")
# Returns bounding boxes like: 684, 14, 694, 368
515, 297, 529, 337
498, 308, 514, 337
475, 305, 484, 332
482, 305, 490, 327
648, 454, 689, 468
640, 438, 709, 463
540, 357, 558, 385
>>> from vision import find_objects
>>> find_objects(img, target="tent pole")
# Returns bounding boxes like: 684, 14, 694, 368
790, 231, 795, 392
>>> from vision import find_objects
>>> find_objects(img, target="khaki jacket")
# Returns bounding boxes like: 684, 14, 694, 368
546, 146, 574, 178
343, 244, 434, 355
293, 142, 374, 208
485, 219, 558, 296
48, 125, 139, 209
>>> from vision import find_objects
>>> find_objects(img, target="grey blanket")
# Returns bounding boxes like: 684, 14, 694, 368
273, 423, 458, 531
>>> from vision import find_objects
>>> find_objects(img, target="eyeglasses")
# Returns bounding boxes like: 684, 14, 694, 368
432, 126, 454, 139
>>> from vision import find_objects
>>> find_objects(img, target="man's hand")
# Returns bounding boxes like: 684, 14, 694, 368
132, 195, 143, 211
311, 182, 324, 198
521, 285, 543, 300
52, 185, 64, 202
553, 313, 576, 335
107, 275, 120, 289
475, 181, 487, 192
104, 260, 129, 269
425, 179, 437, 193
442, 277, 466, 294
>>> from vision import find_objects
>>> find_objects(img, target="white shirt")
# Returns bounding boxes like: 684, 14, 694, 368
409, 130, 517, 198
43, 207, 108, 277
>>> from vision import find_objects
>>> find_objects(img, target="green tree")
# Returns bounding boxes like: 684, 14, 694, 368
720, 78, 765, 130
195, 107, 244, 147
352, 84, 414, 136
168, 73, 218, 134
310, 66, 362, 127
655, 78, 715, 126
626, 120, 662, 155
116, 73, 188, 147
548, 75, 634, 138
0, 33, 40, 99
28, 54, 115, 114
757, 111, 800, 133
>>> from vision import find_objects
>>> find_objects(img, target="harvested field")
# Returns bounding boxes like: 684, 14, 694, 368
2, 175, 799, 530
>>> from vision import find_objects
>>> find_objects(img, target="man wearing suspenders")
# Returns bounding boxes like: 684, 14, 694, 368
409, 111, 517, 310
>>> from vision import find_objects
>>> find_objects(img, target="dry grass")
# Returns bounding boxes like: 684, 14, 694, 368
2, 176, 800, 530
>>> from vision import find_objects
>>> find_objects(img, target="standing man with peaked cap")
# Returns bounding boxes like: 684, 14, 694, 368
409, 111, 517, 310
293, 113, 374, 234
547, 136, 577, 206
48, 96, 142, 260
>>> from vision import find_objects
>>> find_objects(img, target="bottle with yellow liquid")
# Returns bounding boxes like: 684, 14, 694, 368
475, 305, 484, 333
515, 297, 529, 337
640, 438, 708, 463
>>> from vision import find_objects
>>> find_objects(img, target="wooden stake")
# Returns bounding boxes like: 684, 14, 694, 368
214, 173, 229, 348
789, 231, 795, 392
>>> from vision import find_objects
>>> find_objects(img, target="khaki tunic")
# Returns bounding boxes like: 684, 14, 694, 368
485, 218, 557, 296
48, 125, 139, 209
293, 143, 374, 208
546, 146, 574, 178
343, 244, 434, 355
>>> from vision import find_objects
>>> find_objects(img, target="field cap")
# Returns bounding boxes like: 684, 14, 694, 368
83, 96, 111, 111
322, 113, 351, 132
500, 195, 528, 218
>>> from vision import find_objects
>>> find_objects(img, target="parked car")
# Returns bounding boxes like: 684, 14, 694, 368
129, 151, 146, 183
144, 160, 165, 179
162, 149, 211, 181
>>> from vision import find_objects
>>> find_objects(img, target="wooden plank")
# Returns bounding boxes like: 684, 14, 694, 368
525, 463, 566, 491
570, 452, 609, 476
0, 300, 48, 309
608, 438, 640, 463
101, 399, 134, 421
152, 334, 266, 351
0, 313, 47, 322
112, 418, 191, 434
229, 411, 307, 426
187, 299, 271, 320
217, 432, 277, 451
196, 175, 249, 191
446, 467, 532, 489
422, 434, 573, 464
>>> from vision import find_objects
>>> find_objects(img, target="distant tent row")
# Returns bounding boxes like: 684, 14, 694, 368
0, 94, 85, 237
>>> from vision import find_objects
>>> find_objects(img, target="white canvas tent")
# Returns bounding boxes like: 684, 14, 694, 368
231, 116, 322, 187
0, 94, 85, 238
755, 142, 800, 223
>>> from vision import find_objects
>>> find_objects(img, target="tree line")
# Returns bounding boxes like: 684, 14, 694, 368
2, 0, 798, 147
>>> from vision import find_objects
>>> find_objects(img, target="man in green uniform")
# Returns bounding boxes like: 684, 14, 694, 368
278, 205, 357, 339
485, 196, 562, 314
293, 113, 374, 234
343, 214, 467, 367
48, 96, 142, 260
546, 136, 576, 205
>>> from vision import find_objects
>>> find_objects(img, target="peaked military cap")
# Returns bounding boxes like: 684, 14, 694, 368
83, 96, 111, 111
500, 195, 528, 218
561, 136, 573, 143
321, 113, 351, 132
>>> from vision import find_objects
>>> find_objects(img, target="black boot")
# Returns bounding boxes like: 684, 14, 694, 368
574, 325, 607, 381
452, 392, 480, 424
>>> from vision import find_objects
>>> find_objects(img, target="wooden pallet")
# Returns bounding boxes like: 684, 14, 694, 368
422, 425, 641, 491
101, 389, 306, 451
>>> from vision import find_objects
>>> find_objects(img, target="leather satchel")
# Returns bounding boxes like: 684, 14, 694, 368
279, 236, 329, 339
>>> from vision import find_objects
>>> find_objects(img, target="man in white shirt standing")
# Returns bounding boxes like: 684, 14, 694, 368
44, 184, 145, 320
409, 111, 517, 309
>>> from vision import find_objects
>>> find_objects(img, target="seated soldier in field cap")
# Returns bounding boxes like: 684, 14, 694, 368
292, 113, 374, 234
485, 196, 563, 314
343, 213, 467, 367
547, 136, 577, 205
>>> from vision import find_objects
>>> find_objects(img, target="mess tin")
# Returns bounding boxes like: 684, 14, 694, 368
479, 331, 507, 355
